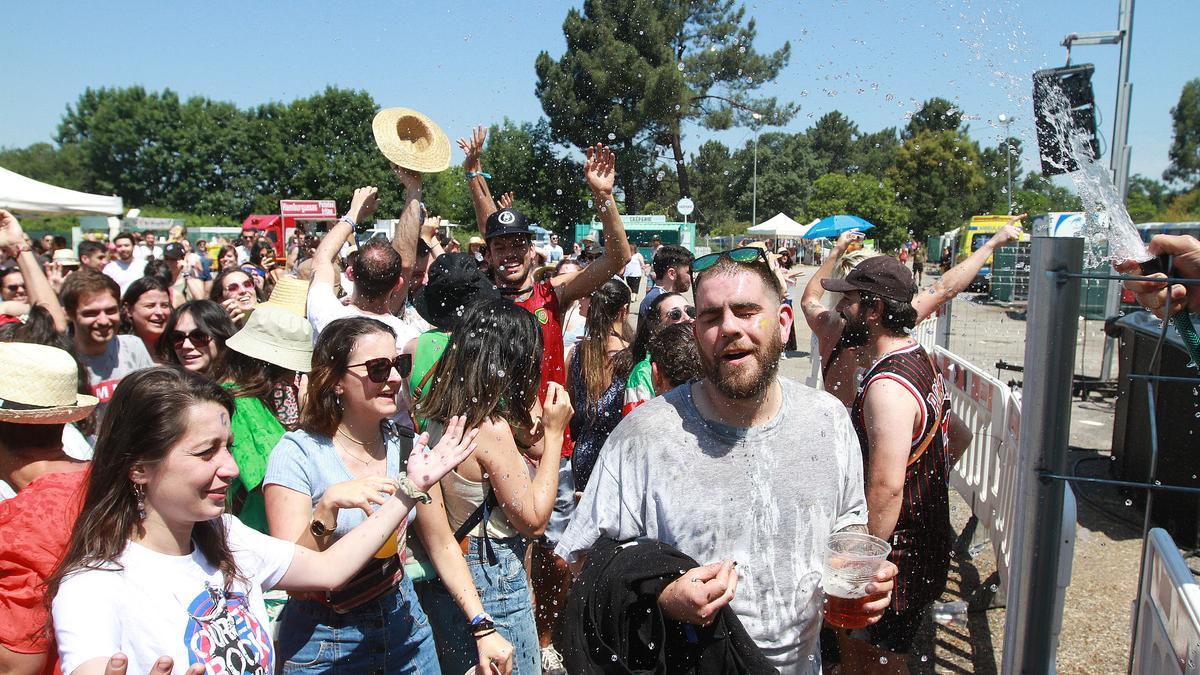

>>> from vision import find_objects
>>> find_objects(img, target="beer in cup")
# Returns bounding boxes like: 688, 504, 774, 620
821, 531, 891, 629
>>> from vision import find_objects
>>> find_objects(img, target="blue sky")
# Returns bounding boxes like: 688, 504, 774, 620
2, 0, 1197, 185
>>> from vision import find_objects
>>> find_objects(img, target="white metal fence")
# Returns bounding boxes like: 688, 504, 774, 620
1132, 528, 1200, 674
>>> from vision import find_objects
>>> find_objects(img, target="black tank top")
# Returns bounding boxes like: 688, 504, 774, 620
851, 342, 953, 612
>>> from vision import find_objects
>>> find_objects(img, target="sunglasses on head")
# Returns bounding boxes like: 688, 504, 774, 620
348, 354, 413, 383
169, 329, 213, 349
224, 279, 255, 294
666, 305, 697, 322
689, 247, 770, 285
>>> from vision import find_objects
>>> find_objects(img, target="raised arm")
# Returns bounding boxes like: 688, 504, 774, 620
457, 126, 495, 237
913, 215, 1024, 321
390, 165, 423, 284
801, 229, 858, 341
553, 144, 632, 306
313, 187, 380, 287
421, 216, 445, 261
0, 210, 68, 332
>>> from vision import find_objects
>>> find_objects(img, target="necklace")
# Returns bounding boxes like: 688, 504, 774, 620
335, 427, 381, 465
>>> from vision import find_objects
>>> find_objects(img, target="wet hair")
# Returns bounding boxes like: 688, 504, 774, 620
0, 305, 95, 436
78, 240, 106, 259
111, 232, 135, 246
631, 291, 682, 363
418, 298, 542, 432
693, 255, 783, 305
351, 238, 403, 300
301, 317, 396, 438
649, 322, 701, 390
59, 269, 120, 314
208, 267, 263, 304
120, 276, 171, 335
860, 292, 918, 336
46, 367, 243, 604
158, 300, 237, 372
578, 279, 634, 410
651, 244, 694, 279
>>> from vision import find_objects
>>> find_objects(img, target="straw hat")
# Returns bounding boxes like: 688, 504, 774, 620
0, 343, 98, 424
371, 108, 451, 173
261, 276, 310, 319
52, 249, 81, 267
226, 305, 313, 373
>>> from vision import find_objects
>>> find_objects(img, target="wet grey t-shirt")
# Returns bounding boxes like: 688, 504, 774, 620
556, 377, 867, 673
83, 335, 155, 425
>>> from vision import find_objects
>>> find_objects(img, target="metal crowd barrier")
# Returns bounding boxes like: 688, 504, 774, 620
1131, 528, 1200, 674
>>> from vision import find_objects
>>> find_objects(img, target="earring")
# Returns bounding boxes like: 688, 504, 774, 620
133, 483, 146, 521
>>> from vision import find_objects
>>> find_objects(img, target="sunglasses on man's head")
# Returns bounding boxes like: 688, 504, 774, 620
168, 329, 213, 349
348, 355, 413, 383
666, 306, 697, 322
689, 247, 771, 284
224, 279, 255, 294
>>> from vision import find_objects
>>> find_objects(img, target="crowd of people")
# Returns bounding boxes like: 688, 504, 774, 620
3, 107, 1198, 675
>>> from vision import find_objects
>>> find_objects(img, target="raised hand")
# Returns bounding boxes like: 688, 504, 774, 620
44, 261, 65, 293
347, 186, 381, 224
0, 209, 26, 254
391, 163, 423, 194
991, 214, 1027, 248
421, 215, 443, 244
406, 414, 479, 491
497, 192, 514, 210
540, 382, 573, 436
584, 143, 616, 195
834, 229, 862, 253
456, 125, 488, 173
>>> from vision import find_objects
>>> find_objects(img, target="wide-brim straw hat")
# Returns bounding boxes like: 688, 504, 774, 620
372, 107, 451, 173
226, 305, 314, 373
0, 343, 98, 424
52, 249, 81, 267
261, 276, 309, 319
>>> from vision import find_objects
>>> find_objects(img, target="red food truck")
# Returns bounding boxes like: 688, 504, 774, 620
241, 199, 338, 258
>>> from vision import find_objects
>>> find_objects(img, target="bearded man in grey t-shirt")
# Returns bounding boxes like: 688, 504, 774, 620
556, 249, 898, 673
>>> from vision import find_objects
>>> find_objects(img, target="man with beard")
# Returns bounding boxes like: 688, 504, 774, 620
101, 232, 147, 297
638, 244, 694, 316
819, 257, 971, 669
801, 217, 1024, 407
556, 247, 898, 672
461, 128, 631, 674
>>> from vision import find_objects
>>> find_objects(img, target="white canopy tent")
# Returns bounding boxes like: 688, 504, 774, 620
0, 167, 123, 215
745, 213, 815, 238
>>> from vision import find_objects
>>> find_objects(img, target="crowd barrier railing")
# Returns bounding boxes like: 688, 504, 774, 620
1131, 528, 1200, 674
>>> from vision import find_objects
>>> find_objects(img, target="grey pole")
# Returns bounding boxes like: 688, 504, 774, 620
1001, 236, 1083, 675
936, 300, 953, 350
751, 125, 760, 228
1099, 0, 1136, 382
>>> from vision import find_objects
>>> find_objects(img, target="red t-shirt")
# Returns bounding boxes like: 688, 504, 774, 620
515, 279, 574, 457
0, 470, 88, 674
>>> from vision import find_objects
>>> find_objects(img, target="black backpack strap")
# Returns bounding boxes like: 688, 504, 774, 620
454, 487, 499, 566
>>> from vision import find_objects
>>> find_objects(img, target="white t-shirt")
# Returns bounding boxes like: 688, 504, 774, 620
623, 252, 645, 278
306, 280, 418, 350
102, 258, 147, 296
53, 515, 295, 675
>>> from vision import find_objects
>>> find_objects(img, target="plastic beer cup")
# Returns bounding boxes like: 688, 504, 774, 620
821, 531, 891, 629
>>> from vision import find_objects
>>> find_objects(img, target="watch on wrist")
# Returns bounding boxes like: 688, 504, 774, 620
396, 472, 432, 504
309, 517, 335, 538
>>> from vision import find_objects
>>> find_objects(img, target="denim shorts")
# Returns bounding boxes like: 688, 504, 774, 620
276, 573, 439, 674
415, 536, 539, 674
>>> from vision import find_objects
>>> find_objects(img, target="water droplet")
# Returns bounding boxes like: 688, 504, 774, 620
880, 657, 888, 664
1125, 499, 1133, 506
677, 62, 685, 71
607, 132, 616, 141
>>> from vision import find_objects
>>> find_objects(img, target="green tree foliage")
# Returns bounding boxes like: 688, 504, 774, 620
689, 140, 735, 233
481, 119, 587, 235
977, 137, 1024, 214
0, 142, 87, 190
728, 131, 822, 224
1164, 79, 1200, 188
1125, 174, 1171, 222
1012, 172, 1083, 214
887, 129, 985, 239
850, 128, 900, 179
807, 112, 858, 175
1163, 188, 1200, 221
808, 173, 910, 250
903, 97, 963, 139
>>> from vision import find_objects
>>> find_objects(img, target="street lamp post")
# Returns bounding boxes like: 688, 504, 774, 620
751, 112, 763, 227
998, 113, 1014, 215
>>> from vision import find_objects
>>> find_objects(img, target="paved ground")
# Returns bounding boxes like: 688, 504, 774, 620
635, 263, 1150, 673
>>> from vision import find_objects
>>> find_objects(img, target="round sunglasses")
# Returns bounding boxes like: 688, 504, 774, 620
224, 278, 256, 294
348, 355, 413, 383
666, 305, 697, 322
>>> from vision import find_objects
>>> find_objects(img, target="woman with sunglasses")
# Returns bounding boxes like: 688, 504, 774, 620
264, 317, 515, 674
622, 291, 696, 416
564, 279, 633, 492
121, 276, 172, 362
47, 366, 478, 675
416, 298, 571, 675
158, 299, 236, 377
209, 267, 260, 326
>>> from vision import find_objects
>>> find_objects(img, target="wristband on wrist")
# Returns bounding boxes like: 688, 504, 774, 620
339, 216, 357, 229
469, 612, 493, 626
396, 472, 432, 505
466, 171, 492, 180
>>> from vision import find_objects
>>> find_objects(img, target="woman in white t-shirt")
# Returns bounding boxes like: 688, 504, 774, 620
47, 366, 479, 675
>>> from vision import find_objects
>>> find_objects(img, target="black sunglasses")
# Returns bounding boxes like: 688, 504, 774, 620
348, 355, 413, 383
666, 305, 697, 322
689, 247, 771, 285
168, 329, 212, 349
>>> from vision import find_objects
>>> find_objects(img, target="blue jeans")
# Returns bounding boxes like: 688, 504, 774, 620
415, 536, 539, 675
277, 574, 439, 674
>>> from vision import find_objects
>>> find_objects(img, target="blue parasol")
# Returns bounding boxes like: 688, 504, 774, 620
801, 214, 876, 239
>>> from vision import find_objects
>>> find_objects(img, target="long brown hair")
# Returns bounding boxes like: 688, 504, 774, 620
46, 367, 243, 602
417, 298, 542, 432
300, 317, 396, 438
578, 279, 633, 409
213, 346, 294, 415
